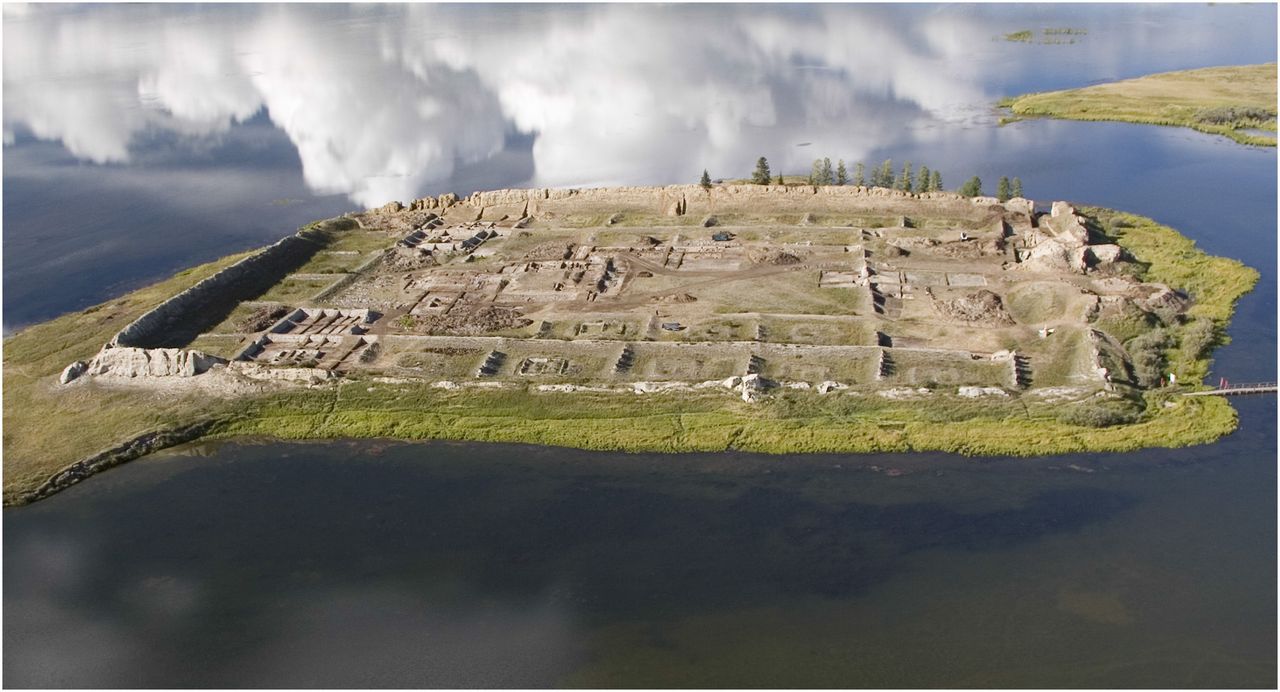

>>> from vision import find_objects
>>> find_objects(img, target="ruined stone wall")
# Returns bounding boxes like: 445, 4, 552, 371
422, 184, 1024, 224
109, 232, 321, 348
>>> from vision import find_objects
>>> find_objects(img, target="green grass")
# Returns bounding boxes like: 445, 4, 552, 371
1083, 207, 1259, 384
705, 271, 861, 316
889, 350, 1011, 387
1000, 63, 1277, 146
205, 377, 1238, 459
1, 250, 257, 504
1023, 328, 1092, 387
206, 302, 288, 334
1004, 282, 1072, 323
187, 334, 251, 359
290, 250, 371, 275
1089, 211, 1259, 323
1, 206, 1260, 504
319, 229, 396, 254
555, 213, 702, 229
1093, 302, 1161, 343
255, 277, 340, 303
758, 316, 873, 346
759, 349, 876, 383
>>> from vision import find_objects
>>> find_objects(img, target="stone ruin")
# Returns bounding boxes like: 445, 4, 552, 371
58, 185, 1187, 403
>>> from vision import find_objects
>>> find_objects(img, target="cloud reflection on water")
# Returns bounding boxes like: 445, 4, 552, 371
2, 3, 1274, 328
4, 4, 996, 207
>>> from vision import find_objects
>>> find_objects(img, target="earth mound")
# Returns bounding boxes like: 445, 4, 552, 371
930, 289, 1015, 325
749, 248, 802, 265
652, 293, 698, 303
411, 306, 532, 335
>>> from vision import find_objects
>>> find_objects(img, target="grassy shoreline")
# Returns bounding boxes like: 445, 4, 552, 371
1, 208, 1259, 505
206, 385, 1237, 458
999, 64, 1277, 147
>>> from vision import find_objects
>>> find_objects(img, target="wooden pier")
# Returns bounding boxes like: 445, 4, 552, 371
1182, 381, 1277, 397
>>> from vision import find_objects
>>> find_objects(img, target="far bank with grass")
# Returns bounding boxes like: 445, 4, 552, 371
1000, 63, 1277, 146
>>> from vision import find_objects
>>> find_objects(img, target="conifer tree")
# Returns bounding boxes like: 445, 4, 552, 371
899, 161, 913, 192
776, 173, 784, 185
959, 176, 983, 197
854, 162, 865, 187
997, 176, 1011, 202
836, 159, 848, 185
821, 157, 834, 185
877, 160, 894, 188
700, 169, 712, 189
930, 170, 942, 193
917, 165, 931, 192
751, 157, 772, 185
809, 159, 823, 185
1011, 177, 1023, 198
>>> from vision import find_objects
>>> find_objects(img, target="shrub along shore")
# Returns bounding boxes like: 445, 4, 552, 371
999, 63, 1278, 147
1, 208, 1258, 505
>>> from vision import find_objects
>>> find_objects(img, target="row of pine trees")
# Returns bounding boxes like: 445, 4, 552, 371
705, 157, 1024, 201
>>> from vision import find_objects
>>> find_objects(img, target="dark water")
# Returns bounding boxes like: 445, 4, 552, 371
4, 407, 1276, 688
3, 3, 1277, 688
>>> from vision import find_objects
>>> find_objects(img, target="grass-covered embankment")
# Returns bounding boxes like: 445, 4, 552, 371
0, 209, 1259, 505
1083, 206, 1259, 386
1000, 64, 1277, 146
2, 251, 256, 503
206, 378, 1238, 459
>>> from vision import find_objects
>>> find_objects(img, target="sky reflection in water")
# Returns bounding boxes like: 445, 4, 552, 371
3, 3, 1276, 328
4, 3, 1276, 206
4, 409, 1276, 687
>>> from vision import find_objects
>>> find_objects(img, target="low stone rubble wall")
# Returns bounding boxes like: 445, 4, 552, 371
20, 420, 220, 504
400, 184, 1030, 225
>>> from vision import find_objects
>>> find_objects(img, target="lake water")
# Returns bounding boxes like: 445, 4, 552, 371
3, 3, 1276, 688
4, 415, 1276, 688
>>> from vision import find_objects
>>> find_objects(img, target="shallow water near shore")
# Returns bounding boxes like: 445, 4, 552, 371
3, 3, 1277, 687
4, 397, 1276, 687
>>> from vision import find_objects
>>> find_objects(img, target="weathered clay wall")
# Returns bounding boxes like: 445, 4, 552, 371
86, 347, 225, 378
422, 184, 1029, 223
110, 232, 322, 348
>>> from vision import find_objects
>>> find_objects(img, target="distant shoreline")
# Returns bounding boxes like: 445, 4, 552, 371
999, 63, 1278, 147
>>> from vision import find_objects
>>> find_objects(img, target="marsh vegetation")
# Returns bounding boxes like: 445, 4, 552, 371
1000, 63, 1278, 146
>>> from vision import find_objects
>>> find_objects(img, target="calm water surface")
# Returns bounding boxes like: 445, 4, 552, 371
3, 3, 1276, 688
5, 411, 1276, 687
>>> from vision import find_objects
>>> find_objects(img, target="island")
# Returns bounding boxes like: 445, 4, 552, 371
1000, 63, 1277, 146
3, 184, 1257, 505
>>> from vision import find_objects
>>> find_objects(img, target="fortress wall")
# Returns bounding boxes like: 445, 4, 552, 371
109, 232, 323, 349
441, 185, 1013, 224
686, 186, 998, 220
